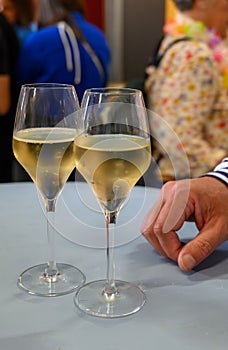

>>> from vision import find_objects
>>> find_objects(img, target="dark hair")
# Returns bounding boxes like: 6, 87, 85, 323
60, 0, 84, 15
172, 0, 194, 11
38, 0, 85, 42
38, 0, 67, 26
9, 0, 34, 26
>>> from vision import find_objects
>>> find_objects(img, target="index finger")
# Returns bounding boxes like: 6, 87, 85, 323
141, 180, 191, 236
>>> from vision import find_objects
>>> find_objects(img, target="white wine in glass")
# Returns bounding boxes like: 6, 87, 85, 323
73, 87, 151, 317
12, 83, 86, 296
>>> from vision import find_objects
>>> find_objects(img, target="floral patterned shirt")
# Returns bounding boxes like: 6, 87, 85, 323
147, 30, 228, 180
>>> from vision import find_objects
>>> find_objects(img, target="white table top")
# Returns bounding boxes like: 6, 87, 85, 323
1, 181, 228, 350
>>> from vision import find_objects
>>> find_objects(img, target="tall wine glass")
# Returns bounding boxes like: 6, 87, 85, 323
73, 87, 151, 317
12, 83, 86, 296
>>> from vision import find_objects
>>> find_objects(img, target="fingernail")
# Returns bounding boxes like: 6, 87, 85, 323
181, 254, 196, 271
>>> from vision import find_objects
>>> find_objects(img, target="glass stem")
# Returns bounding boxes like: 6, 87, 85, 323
43, 199, 60, 283
102, 211, 119, 300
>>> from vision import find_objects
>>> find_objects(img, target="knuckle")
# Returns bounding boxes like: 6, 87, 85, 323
194, 237, 213, 257
153, 222, 163, 236
162, 181, 176, 194
141, 228, 151, 238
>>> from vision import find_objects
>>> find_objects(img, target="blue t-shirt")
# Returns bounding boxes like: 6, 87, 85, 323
15, 22, 37, 45
16, 13, 110, 103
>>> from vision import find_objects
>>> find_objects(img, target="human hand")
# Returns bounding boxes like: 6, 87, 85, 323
140, 177, 228, 271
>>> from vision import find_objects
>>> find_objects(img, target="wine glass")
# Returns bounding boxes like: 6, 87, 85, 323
73, 87, 151, 317
12, 83, 86, 296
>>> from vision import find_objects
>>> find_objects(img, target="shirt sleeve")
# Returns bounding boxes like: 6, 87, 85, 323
201, 158, 228, 186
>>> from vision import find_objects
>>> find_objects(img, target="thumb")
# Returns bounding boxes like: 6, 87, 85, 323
177, 227, 218, 272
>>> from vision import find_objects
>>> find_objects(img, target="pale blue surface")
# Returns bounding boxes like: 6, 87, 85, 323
1, 182, 228, 350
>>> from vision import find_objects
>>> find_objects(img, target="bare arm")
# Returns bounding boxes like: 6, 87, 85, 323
0, 74, 10, 115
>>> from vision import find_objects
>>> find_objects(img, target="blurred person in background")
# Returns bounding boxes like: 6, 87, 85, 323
1, 0, 38, 182
145, 0, 228, 182
0, 0, 20, 182
16, 0, 110, 103
2, 0, 37, 45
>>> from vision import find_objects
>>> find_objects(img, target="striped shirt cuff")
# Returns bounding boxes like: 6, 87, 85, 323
201, 158, 228, 186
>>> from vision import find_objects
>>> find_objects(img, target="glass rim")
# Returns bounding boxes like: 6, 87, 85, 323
84, 87, 143, 95
21, 83, 75, 89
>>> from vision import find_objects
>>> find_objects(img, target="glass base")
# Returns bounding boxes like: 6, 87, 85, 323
74, 279, 146, 318
18, 263, 86, 297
